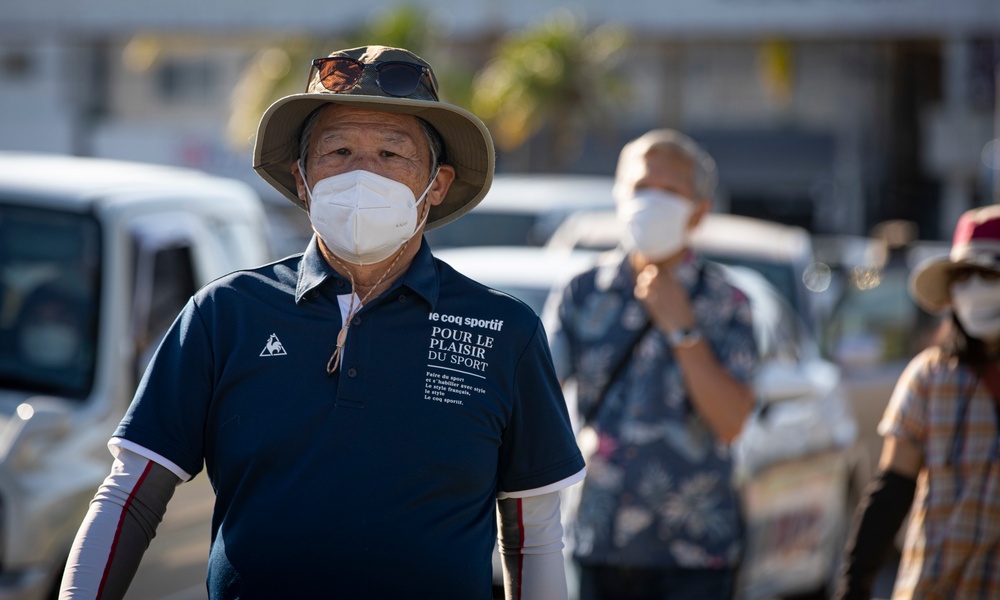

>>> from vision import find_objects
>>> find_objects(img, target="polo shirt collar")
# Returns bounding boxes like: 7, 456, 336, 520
295, 235, 339, 303
294, 235, 439, 309
400, 239, 440, 309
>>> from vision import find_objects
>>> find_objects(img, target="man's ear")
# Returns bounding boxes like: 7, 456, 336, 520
688, 198, 712, 230
427, 165, 457, 207
291, 160, 310, 209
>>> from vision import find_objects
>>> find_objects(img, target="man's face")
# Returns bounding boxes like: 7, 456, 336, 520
616, 147, 708, 231
292, 104, 454, 211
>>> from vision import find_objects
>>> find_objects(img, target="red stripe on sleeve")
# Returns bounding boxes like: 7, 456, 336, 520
96, 460, 154, 599
515, 498, 525, 600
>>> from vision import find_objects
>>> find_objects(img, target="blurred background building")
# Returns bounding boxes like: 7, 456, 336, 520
1, 0, 998, 240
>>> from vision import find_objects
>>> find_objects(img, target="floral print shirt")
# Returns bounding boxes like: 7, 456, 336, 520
546, 250, 758, 569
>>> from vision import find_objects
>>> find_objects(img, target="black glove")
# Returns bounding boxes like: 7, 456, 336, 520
833, 469, 916, 600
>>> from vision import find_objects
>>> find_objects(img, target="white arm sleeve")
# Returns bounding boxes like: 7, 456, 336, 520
59, 447, 180, 599
496, 491, 568, 600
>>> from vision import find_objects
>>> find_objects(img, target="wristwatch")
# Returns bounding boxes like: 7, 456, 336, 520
667, 326, 702, 349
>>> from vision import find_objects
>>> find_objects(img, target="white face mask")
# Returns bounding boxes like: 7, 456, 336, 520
20, 323, 80, 368
304, 168, 437, 265
615, 188, 694, 262
951, 274, 1000, 339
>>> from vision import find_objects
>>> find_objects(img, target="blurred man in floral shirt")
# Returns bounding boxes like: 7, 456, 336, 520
545, 129, 759, 599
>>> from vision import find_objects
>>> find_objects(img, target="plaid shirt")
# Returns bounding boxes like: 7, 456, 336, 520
879, 346, 1000, 599
547, 251, 757, 569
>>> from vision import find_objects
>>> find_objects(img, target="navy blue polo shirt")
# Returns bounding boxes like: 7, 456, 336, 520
115, 236, 585, 600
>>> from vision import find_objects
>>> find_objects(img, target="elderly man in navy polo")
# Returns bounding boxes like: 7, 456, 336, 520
59, 45, 585, 600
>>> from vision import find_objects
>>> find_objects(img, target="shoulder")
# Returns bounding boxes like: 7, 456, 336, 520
432, 257, 542, 340
904, 346, 959, 380
699, 259, 753, 310
560, 251, 622, 299
193, 254, 301, 306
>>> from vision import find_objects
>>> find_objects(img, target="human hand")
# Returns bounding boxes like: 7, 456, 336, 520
634, 264, 695, 333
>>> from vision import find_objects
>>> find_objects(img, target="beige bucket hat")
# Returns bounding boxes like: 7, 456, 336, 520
910, 204, 1000, 313
253, 45, 495, 231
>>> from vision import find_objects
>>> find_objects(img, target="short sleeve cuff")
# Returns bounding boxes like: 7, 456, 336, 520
109, 437, 193, 482
497, 467, 586, 499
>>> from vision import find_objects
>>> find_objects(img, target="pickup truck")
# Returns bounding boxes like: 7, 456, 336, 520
0, 152, 272, 599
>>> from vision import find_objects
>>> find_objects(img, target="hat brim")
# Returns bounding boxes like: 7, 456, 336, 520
907, 253, 1000, 313
253, 93, 494, 231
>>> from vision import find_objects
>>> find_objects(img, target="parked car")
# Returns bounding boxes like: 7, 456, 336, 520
0, 152, 271, 599
423, 173, 615, 249
434, 245, 862, 600
545, 209, 828, 331
814, 232, 948, 486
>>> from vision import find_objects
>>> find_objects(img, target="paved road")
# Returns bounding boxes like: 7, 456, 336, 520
124, 473, 215, 600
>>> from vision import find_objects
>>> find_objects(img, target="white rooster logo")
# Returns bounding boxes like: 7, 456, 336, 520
259, 333, 287, 356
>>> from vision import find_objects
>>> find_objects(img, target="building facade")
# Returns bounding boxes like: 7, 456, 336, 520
1, 0, 997, 238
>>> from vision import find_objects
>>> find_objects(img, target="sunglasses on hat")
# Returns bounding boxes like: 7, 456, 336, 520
306, 57, 438, 100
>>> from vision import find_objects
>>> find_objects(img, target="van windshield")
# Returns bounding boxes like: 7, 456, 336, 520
0, 203, 101, 399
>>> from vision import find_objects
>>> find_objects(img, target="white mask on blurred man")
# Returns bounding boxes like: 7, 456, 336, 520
303, 167, 437, 265
951, 273, 1000, 339
616, 188, 693, 262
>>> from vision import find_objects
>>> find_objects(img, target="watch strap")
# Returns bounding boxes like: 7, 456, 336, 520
667, 326, 702, 349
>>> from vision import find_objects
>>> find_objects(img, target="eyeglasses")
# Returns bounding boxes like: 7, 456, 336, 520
306, 57, 437, 100
950, 266, 1000, 283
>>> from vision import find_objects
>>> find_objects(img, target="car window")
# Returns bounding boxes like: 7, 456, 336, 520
704, 253, 800, 318
131, 242, 198, 374
823, 266, 938, 368
424, 212, 547, 248
718, 263, 811, 368
0, 203, 101, 399
424, 175, 616, 250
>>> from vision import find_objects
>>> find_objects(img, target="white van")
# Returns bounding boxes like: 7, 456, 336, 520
0, 152, 271, 599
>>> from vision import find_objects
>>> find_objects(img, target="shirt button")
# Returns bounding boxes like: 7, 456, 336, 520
336, 279, 345, 288
309, 290, 319, 299
398, 294, 407, 303
347, 367, 357, 378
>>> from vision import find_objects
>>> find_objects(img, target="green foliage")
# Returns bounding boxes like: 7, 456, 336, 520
351, 4, 432, 52
471, 9, 631, 163
226, 4, 476, 150
351, 5, 477, 110
225, 4, 630, 172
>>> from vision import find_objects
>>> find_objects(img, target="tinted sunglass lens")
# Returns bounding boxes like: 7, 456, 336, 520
376, 63, 424, 96
318, 59, 363, 92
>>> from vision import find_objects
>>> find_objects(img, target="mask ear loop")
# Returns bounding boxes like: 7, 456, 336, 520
410, 167, 440, 234
325, 167, 441, 376
298, 159, 315, 205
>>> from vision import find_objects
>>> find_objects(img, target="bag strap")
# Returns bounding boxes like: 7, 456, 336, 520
981, 363, 1000, 408
580, 260, 711, 426
582, 320, 652, 425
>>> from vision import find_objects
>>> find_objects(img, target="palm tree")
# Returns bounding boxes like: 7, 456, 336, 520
225, 40, 325, 150
471, 9, 630, 171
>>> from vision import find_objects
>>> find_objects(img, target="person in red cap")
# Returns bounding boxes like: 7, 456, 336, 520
835, 205, 1000, 599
